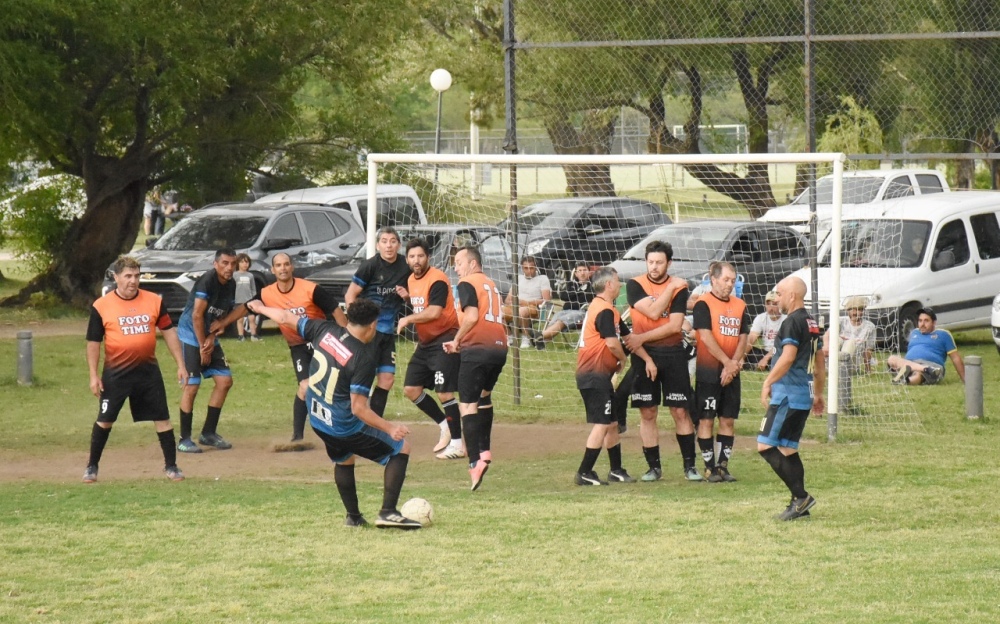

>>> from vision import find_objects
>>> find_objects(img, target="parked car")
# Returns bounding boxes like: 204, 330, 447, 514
759, 168, 950, 238
499, 197, 672, 282
103, 203, 364, 317
308, 224, 514, 304
991, 293, 1000, 355
254, 184, 426, 229
610, 220, 808, 317
786, 190, 1000, 348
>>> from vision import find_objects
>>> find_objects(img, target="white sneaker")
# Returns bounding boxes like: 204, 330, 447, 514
436, 441, 466, 460
507, 335, 514, 347
432, 424, 450, 453
520, 336, 531, 349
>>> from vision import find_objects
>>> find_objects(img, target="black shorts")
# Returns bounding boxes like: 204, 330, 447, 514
313, 426, 403, 466
757, 397, 810, 450
182, 342, 231, 385
97, 365, 170, 423
458, 348, 507, 404
289, 343, 314, 383
578, 381, 614, 425
694, 376, 742, 421
373, 331, 397, 375
404, 342, 460, 393
629, 350, 692, 408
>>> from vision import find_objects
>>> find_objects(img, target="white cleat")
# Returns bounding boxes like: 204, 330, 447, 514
435, 441, 467, 460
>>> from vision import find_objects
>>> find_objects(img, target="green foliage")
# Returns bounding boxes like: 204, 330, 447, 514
818, 96, 884, 169
1, 175, 85, 271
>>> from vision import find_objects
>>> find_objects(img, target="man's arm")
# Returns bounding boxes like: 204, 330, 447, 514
86, 341, 103, 397
344, 282, 363, 306
212, 303, 248, 334
350, 393, 409, 440
629, 277, 687, 321
447, 306, 479, 349
398, 305, 443, 334
761, 342, 798, 407
949, 350, 966, 383
159, 327, 188, 385
247, 300, 302, 330
625, 311, 686, 349
812, 347, 826, 415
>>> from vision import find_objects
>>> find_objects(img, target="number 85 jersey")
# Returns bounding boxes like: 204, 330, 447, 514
297, 318, 378, 437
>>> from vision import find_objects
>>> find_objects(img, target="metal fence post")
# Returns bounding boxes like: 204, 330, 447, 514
964, 355, 983, 420
17, 331, 33, 386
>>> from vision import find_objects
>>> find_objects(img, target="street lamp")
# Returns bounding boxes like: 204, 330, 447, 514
430, 68, 452, 183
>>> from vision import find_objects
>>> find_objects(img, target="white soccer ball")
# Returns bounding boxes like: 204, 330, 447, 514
400, 497, 434, 527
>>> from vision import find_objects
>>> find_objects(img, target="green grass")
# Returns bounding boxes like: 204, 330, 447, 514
1, 329, 999, 622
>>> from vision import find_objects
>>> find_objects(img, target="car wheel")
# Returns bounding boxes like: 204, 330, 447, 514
898, 303, 920, 352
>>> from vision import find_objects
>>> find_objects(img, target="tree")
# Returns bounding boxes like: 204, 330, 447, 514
0, 0, 413, 306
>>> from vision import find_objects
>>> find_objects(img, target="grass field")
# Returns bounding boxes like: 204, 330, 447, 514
1, 326, 999, 622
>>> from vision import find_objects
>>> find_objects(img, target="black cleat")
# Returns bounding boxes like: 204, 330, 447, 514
717, 465, 737, 482
574, 471, 608, 486
607, 468, 636, 483
705, 467, 723, 483
776, 494, 816, 521
375, 510, 422, 529
344, 514, 369, 528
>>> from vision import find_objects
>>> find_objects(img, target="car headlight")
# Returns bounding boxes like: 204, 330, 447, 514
183, 271, 205, 280
525, 239, 549, 255
993, 293, 1000, 312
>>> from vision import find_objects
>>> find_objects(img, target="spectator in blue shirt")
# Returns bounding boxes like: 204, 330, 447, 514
887, 307, 965, 386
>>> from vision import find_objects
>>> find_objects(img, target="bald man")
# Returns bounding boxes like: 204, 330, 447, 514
758, 276, 825, 521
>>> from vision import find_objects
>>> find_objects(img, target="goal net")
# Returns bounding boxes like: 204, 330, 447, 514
362, 152, 922, 440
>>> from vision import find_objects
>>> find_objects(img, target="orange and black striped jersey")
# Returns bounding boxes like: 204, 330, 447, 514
626, 274, 689, 350
261, 278, 339, 347
692, 292, 750, 381
87, 289, 172, 374
407, 267, 459, 345
456, 272, 507, 351
576, 296, 622, 381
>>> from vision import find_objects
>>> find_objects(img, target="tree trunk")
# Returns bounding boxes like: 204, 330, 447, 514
545, 111, 617, 197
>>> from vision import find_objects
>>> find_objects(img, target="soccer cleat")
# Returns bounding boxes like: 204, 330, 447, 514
469, 459, 490, 491
574, 471, 608, 486
480, 450, 493, 464
685, 467, 705, 482
433, 427, 450, 453
237, 336, 246, 342
435, 441, 466, 460
164, 465, 185, 482
892, 365, 912, 385
777, 494, 817, 521
520, 336, 532, 349
608, 468, 637, 483
705, 467, 724, 483
375, 510, 422, 530
534, 337, 546, 350
640, 467, 662, 482
198, 433, 233, 450
82, 465, 98, 484
251, 335, 262, 342
717, 465, 737, 482
344, 514, 370, 528
177, 438, 203, 454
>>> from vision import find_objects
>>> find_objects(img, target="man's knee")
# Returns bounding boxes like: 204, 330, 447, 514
403, 386, 423, 401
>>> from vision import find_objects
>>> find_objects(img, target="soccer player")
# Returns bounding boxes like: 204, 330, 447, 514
260, 252, 347, 444
758, 276, 826, 521
574, 267, 653, 485
692, 261, 750, 482
83, 255, 187, 483
247, 297, 421, 529
622, 241, 701, 482
442, 246, 508, 491
176, 248, 248, 453
395, 238, 465, 459
344, 227, 411, 418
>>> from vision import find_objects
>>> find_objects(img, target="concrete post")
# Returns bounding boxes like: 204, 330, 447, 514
17, 331, 33, 386
964, 355, 982, 420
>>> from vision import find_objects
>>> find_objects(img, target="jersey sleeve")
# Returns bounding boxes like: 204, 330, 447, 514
594, 309, 618, 339
349, 349, 377, 396
299, 318, 325, 343
942, 330, 958, 353
156, 297, 174, 330
780, 313, 806, 347
618, 318, 631, 337
458, 281, 479, 311
192, 271, 216, 300
428, 280, 450, 308
669, 287, 689, 315
691, 300, 711, 330
538, 274, 552, 293
352, 258, 376, 288
740, 309, 752, 335
311, 283, 341, 316
86, 306, 105, 342
625, 280, 646, 307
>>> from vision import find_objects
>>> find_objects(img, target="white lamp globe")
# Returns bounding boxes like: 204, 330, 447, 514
430, 68, 453, 93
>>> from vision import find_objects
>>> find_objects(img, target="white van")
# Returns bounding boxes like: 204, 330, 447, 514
255, 184, 426, 230
788, 190, 1000, 346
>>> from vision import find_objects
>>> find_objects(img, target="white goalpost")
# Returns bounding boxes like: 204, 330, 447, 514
363, 151, 922, 440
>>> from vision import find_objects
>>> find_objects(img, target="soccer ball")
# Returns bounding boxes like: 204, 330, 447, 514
400, 497, 434, 527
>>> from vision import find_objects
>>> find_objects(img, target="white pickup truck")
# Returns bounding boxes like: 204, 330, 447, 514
759, 168, 950, 237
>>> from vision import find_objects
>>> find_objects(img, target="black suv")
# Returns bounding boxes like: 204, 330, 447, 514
500, 197, 672, 281
102, 202, 364, 316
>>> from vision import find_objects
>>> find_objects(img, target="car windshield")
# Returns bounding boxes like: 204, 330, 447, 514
622, 225, 729, 262
154, 214, 270, 251
819, 219, 931, 268
504, 203, 584, 236
791, 177, 884, 205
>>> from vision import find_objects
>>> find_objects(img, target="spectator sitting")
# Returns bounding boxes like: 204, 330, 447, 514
503, 255, 552, 349
822, 296, 876, 374
744, 290, 785, 370
887, 307, 964, 386
538, 262, 593, 349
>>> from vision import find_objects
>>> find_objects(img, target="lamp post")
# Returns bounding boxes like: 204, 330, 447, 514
430, 68, 452, 184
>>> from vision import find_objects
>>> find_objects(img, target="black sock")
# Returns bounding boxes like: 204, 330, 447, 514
370, 387, 390, 417
87, 423, 111, 467
642, 445, 661, 471
478, 397, 494, 452
676, 433, 697, 470
578, 447, 601, 474
179, 410, 193, 440
462, 414, 482, 465
698, 437, 716, 470
716, 434, 735, 468
334, 464, 360, 517
381, 453, 409, 513
202, 405, 222, 436
783, 452, 808, 499
607, 443, 623, 472
413, 391, 446, 424
157, 429, 177, 468
759, 446, 796, 495
442, 400, 462, 439
292, 396, 307, 439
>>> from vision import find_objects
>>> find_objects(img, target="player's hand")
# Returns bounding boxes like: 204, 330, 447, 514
667, 275, 688, 292
721, 369, 733, 387
442, 340, 459, 354
395, 285, 409, 299
623, 332, 644, 351
756, 358, 769, 371
177, 369, 187, 387
644, 359, 657, 380
246, 300, 260, 314
397, 317, 409, 335
389, 424, 410, 441
89, 377, 103, 398
760, 383, 772, 408
208, 320, 223, 335
812, 395, 825, 415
